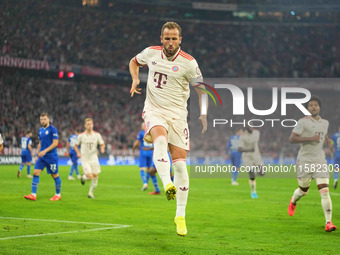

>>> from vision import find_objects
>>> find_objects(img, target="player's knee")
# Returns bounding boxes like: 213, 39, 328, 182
153, 136, 168, 151
319, 187, 329, 196
299, 187, 309, 194
317, 183, 329, 190
33, 170, 41, 176
51, 173, 59, 179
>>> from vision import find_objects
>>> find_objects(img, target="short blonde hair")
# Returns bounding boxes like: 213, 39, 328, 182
84, 118, 93, 124
161, 22, 182, 37
40, 112, 49, 118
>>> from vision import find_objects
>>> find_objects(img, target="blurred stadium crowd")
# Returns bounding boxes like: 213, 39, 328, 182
2, 0, 339, 78
1, 0, 339, 158
0, 70, 143, 155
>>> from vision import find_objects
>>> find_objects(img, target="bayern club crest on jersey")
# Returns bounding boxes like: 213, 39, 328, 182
172, 66, 179, 72
146, 122, 150, 129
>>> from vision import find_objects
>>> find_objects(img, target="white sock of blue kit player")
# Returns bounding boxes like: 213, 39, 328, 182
334, 170, 339, 181
320, 187, 332, 223
89, 178, 98, 194
153, 136, 172, 188
173, 159, 189, 218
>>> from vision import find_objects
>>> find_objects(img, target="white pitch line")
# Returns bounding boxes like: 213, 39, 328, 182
0, 216, 130, 226
0, 216, 132, 240
0, 226, 130, 240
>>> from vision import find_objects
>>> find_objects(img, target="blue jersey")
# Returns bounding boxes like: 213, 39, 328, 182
227, 135, 242, 168
68, 134, 78, 153
137, 130, 153, 157
332, 132, 340, 159
38, 125, 58, 157
226, 135, 242, 156
20, 136, 32, 153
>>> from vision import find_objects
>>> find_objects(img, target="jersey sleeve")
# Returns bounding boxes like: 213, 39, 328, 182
332, 134, 337, 143
137, 131, 144, 142
75, 134, 81, 145
52, 127, 59, 140
238, 135, 245, 149
28, 138, 32, 145
226, 138, 231, 154
135, 47, 150, 66
0, 134, 3, 144
292, 119, 304, 135
187, 59, 203, 86
97, 133, 104, 145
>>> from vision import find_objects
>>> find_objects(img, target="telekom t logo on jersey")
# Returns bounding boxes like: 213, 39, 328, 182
200, 84, 312, 116
154, 72, 167, 89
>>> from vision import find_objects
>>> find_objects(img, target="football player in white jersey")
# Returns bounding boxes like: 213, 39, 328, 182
0, 133, 3, 152
287, 96, 337, 232
74, 118, 105, 199
238, 125, 263, 199
129, 22, 207, 236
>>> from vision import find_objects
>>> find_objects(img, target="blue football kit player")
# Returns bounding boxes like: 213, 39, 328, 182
67, 130, 80, 180
226, 129, 243, 185
331, 126, 340, 189
24, 113, 61, 201
133, 123, 154, 191
18, 130, 33, 178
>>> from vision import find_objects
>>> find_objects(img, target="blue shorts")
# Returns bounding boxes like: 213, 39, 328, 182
334, 157, 340, 166
69, 151, 78, 164
35, 155, 59, 174
21, 151, 32, 163
230, 153, 241, 169
139, 155, 153, 168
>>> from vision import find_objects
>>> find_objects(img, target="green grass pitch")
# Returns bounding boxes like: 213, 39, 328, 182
0, 165, 339, 254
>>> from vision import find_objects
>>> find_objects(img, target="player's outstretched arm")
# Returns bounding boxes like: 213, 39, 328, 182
129, 57, 142, 97
0, 143, 3, 153
289, 132, 320, 144
194, 85, 208, 134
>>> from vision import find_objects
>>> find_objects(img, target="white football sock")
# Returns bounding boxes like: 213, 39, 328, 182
173, 159, 189, 218
320, 187, 332, 223
153, 136, 172, 189
82, 174, 90, 181
249, 180, 256, 193
89, 178, 98, 194
292, 188, 307, 204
